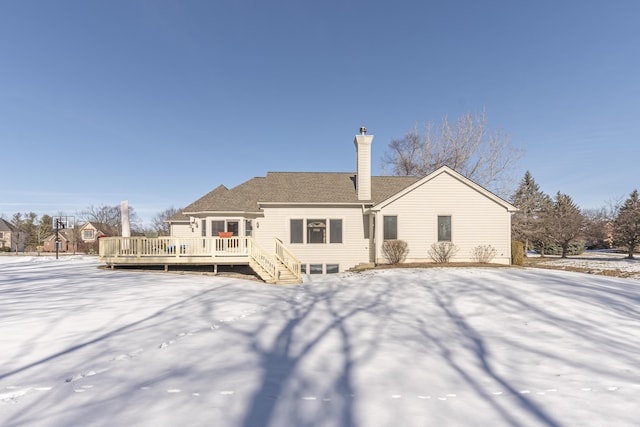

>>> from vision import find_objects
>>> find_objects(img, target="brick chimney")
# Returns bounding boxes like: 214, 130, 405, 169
354, 126, 374, 201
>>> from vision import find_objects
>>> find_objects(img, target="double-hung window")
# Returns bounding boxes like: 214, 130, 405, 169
438, 216, 452, 241
329, 219, 342, 243
383, 216, 397, 240
290, 219, 303, 244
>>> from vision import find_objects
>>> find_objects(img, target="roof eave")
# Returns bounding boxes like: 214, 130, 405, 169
257, 201, 374, 207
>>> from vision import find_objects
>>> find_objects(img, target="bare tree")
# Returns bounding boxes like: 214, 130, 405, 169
582, 207, 611, 249
542, 192, 584, 258
381, 110, 523, 196
79, 204, 142, 235
151, 207, 181, 236
613, 189, 640, 259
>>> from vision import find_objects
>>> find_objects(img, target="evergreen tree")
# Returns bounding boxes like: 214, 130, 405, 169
613, 189, 640, 259
37, 215, 53, 249
510, 171, 549, 254
542, 192, 584, 258
21, 212, 39, 250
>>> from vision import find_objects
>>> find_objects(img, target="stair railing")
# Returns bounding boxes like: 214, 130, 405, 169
249, 239, 279, 282
274, 238, 302, 281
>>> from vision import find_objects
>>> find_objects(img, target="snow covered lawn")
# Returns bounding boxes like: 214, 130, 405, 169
1, 256, 639, 427
529, 250, 640, 280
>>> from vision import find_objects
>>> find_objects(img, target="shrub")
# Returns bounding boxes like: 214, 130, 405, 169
511, 240, 524, 266
382, 240, 409, 264
428, 242, 458, 263
533, 241, 585, 256
471, 244, 497, 263
0, 246, 10, 252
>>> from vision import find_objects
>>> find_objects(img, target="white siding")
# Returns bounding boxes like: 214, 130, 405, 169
375, 172, 512, 264
256, 206, 369, 272
170, 223, 194, 238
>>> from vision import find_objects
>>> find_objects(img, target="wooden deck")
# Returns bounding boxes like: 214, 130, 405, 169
99, 236, 302, 284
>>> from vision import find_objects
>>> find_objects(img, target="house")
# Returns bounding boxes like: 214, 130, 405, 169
43, 228, 78, 253
0, 218, 23, 252
79, 222, 110, 242
42, 222, 115, 253
167, 128, 517, 274
79, 222, 115, 253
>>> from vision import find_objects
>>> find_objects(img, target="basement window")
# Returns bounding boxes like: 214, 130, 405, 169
326, 264, 339, 274
310, 264, 323, 274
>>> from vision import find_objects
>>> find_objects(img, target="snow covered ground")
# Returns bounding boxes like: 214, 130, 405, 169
531, 250, 640, 280
1, 255, 639, 427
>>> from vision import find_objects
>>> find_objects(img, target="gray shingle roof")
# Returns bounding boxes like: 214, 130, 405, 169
0, 218, 17, 232
181, 173, 418, 214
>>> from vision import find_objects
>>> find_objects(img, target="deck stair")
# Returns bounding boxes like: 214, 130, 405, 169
249, 258, 301, 284
249, 238, 302, 284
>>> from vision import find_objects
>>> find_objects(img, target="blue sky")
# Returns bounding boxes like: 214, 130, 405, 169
1, 0, 639, 225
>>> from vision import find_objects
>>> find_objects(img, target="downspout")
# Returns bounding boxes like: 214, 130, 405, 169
366, 205, 377, 265
362, 204, 375, 264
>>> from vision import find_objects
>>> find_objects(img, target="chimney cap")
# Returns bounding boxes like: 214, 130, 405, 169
359, 126, 367, 135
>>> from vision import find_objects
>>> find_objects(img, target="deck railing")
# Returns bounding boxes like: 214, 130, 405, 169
99, 236, 250, 259
99, 236, 302, 284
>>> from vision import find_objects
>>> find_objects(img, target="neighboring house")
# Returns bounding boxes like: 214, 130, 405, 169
0, 218, 24, 252
43, 222, 115, 253
168, 129, 517, 273
80, 222, 112, 242
43, 229, 78, 253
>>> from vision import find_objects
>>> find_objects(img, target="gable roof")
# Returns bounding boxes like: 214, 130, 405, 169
182, 173, 418, 214
44, 228, 75, 242
372, 166, 518, 212
0, 218, 17, 232
80, 222, 115, 235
